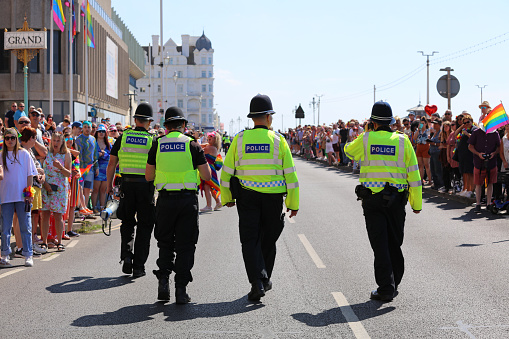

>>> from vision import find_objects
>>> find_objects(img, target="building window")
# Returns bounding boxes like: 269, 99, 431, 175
208, 57, 212, 65
208, 84, 213, 92
209, 99, 213, 108
45, 30, 61, 74
201, 71, 206, 78
201, 57, 206, 65
178, 99, 183, 108
201, 114, 207, 123
157, 85, 161, 93
177, 84, 183, 93
208, 71, 212, 78
0, 30, 10, 73
177, 71, 183, 78
201, 100, 206, 108
140, 87, 146, 93
209, 114, 213, 123
201, 84, 206, 92
157, 71, 161, 78
169, 58, 173, 65
140, 99, 146, 102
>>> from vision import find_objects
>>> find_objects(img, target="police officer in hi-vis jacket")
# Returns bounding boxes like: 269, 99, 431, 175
220, 94, 299, 301
107, 103, 156, 278
145, 107, 211, 304
345, 101, 422, 302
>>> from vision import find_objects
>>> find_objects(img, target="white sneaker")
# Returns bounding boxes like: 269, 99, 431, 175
33, 243, 47, 254
438, 187, 446, 193
25, 256, 34, 267
0, 256, 12, 268
200, 206, 212, 212
214, 203, 223, 211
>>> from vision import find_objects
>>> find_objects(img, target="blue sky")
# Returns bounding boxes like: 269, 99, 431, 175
112, 0, 509, 133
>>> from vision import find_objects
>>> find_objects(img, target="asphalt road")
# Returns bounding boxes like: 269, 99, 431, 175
1, 156, 508, 338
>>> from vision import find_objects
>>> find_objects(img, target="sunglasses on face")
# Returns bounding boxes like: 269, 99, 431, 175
11, 105, 16, 108
98, 131, 106, 133
480, 106, 488, 109
445, 113, 452, 115
4, 136, 16, 141
19, 121, 30, 125
19, 106, 25, 109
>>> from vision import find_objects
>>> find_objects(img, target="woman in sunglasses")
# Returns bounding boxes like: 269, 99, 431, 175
454, 114, 476, 197
0, 128, 38, 268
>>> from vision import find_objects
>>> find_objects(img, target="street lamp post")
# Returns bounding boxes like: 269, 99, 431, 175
173, 71, 178, 106
476, 85, 487, 103
418, 51, 439, 105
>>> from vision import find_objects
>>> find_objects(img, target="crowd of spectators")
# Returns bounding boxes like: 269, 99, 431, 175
0, 101, 227, 269
286, 101, 506, 213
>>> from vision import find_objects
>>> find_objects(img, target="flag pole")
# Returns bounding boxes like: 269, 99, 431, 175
50, 1, 54, 117
69, 1, 73, 121
84, 0, 89, 121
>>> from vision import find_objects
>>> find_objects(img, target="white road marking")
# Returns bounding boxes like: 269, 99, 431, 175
0, 268, 24, 279
297, 234, 326, 268
332, 292, 371, 339
285, 211, 295, 223
67, 240, 78, 248
41, 253, 61, 261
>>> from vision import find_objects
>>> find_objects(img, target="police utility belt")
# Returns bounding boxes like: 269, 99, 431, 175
355, 183, 408, 208
158, 189, 197, 197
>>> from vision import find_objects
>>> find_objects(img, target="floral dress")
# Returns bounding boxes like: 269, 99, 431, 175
42, 152, 69, 214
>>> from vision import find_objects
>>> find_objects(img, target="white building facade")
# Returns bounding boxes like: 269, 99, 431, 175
137, 33, 217, 131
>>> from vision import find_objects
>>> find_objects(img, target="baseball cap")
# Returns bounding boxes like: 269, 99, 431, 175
82, 121, 92, 127
72, 121, 83, 128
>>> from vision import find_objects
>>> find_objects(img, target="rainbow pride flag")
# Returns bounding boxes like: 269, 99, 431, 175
52, 0, 66, 32
81, 0, 95, 48
482, 103, 508, 133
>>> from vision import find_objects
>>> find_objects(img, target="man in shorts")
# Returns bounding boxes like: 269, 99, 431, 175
468, 121, 500, 212
75, 121, 99, 207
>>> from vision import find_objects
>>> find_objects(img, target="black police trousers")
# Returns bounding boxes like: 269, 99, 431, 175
361, 190, 406, 295
118, 181, 155, 270
236, 187, 285, 284
154, 191, 199, 287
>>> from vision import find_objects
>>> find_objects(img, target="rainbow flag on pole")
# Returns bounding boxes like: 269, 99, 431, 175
52, 0, 66, 32
481, 103, 508, 133
81, 0, 95, 48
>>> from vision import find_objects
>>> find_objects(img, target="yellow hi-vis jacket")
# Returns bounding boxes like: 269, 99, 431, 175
345, 130, 422, 211
220, 128, 299, 210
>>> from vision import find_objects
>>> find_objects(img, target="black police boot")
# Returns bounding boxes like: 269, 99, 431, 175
175, 287, 191, 304
132, 267, 146, 278
122, 257, 133, 275
370, 290, 394, 302
263, 279, 272, 292
247, 280, 265, 301
153, 270, 170, 301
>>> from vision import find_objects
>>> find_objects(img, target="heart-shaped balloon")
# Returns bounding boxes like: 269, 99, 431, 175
425, 105, 438, 116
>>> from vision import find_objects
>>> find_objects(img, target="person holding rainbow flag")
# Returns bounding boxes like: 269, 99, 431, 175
199, 131, 223, 212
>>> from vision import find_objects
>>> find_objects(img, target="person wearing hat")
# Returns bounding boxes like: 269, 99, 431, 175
106, 102, 157, 278
479, 101, 491, 123
145, 107, 211, 303
345, 101, 422, 302
407, 111, 415, 123
75, 120, 99, 209
219, 94, 300, 302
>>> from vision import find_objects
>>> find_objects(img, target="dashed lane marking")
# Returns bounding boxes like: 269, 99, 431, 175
41, 253, 61, 262
285, 210, 296, 224
332, 292, 371, 339
297, 234, 326, 268
0, 268, 24, 279
67, 240, 79, 248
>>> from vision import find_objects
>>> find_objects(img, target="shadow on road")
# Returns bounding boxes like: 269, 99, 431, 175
46, 276, 134, 293
291, 300, 394, 327
71, 296, 264, 327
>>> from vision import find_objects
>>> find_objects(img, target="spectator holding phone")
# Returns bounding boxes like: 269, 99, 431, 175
0, 128, 37, 268
40, 132, 72, 252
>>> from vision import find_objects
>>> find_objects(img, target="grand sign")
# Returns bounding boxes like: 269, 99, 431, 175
4, 31, 47, 50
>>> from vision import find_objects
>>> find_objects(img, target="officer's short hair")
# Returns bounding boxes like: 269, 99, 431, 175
164, 120, 185, 130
